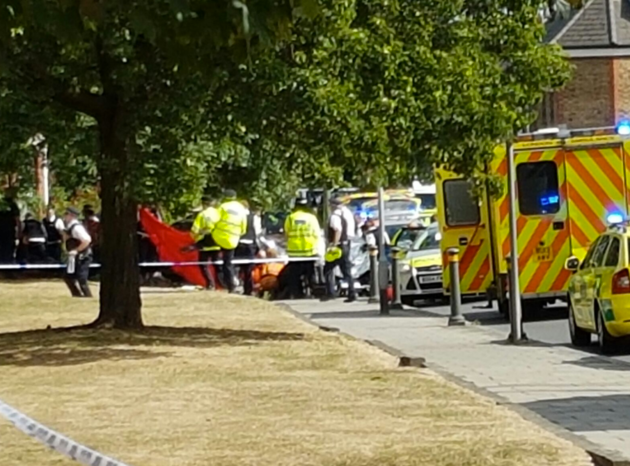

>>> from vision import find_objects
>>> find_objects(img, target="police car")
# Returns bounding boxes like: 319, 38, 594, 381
566, 214, 630, 354
397, 222, 443, 306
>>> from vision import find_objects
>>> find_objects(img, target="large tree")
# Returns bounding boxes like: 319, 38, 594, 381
0, 0, 318, 328
0, 0, 570, 329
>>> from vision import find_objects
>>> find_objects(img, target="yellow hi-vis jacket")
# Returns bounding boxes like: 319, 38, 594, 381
191, 206, 220, 251
284, 209, 321, 257
212, 200, 247, 250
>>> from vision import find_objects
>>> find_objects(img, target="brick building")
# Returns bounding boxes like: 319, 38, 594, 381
539, 0, 630, 129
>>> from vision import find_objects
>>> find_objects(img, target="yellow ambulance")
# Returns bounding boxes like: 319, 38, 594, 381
435, 125, 630, 316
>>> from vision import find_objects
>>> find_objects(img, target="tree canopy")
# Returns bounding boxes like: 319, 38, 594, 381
0, 0, 571, 328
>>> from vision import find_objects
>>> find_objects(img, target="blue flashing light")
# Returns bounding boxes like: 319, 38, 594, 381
540, 195, 560, 207
617, 121, 630, 136
607, 213, 625, 225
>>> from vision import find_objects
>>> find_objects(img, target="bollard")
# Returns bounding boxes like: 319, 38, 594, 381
368, 246, 379, 304
390, 247, 403, 310
447, 248, 466, 326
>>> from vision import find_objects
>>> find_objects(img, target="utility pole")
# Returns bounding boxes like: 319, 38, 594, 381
507, 141, 526, 343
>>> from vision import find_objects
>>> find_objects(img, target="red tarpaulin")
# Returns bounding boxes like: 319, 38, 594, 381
139, 208, 215, 287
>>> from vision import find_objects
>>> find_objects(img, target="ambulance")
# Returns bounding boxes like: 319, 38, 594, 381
435, 124, 630, 316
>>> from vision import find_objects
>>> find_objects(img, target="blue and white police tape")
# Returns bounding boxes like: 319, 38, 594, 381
0, 397, 131, 466
0, 256, 321, 270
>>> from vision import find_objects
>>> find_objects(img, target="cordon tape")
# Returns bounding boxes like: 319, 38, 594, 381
0, 256, 320, 270
0, 398, 131, 466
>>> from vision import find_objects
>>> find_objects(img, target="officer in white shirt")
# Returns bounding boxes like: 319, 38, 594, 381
323, 198, 357, 302
63, 206, 93, 298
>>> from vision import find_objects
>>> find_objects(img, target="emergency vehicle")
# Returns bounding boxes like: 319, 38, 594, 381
435, 124, 630, 316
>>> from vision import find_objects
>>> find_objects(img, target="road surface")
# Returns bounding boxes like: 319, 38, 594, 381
411, 298, 630, 364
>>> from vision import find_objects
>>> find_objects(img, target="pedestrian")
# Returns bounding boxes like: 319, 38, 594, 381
211, 189, 247, 293
0, 192, 20, 264
362, 219, 390, 255
43, 207, 64, 262
235, 200, 262, 296
283, 197, 321, 299
63, 206, 93, 298
323, 198, 357, 303
189, 195, 220, 290
22, 213, 47, 263
82, 205, 101, 265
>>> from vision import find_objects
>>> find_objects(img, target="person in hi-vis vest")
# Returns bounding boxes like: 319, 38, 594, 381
283, 197, 321, 298
211, 189, 247, 293
190, 195, 220, 289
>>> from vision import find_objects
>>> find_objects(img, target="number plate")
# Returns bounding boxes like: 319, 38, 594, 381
535, 246, 552, 262
419, 275, 441, 284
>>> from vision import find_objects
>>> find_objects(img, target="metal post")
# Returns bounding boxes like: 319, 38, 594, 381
41, 145, 49, 208
377, 187, 389, 315
506, 142, 526, 342
447, 247, 466, 326
390, 246, 403, 310
368, 246, 379, 304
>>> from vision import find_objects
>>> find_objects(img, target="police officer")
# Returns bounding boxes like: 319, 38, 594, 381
190, 195, 220, 289
22, 213, 47, 263
236, 200, 262, 296
283, 198, 321, 298
63, 206, 93, 298
43, 207, 64, 262
323, 198, 357, 302
212, 189, 247, 293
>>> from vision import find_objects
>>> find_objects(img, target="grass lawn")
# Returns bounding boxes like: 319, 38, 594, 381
0, 281, 591, 466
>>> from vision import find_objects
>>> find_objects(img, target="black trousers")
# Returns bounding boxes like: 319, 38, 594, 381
235, 243, 256, 295
0, 237, 16, 264
324, 243, 355, 298
46, 242, 62, 263
65, 255, 92, 298
222, 248, 236, 293
26, 242, 47, 264
198, 249, 220, 289
285, 259, 315, 299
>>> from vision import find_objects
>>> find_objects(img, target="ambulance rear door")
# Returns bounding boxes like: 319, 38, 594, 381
507, 144, 570, 297
564, 136, 627, 262
435, 170, 493, 295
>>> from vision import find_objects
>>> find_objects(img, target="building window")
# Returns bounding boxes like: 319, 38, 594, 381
443, 179, 480, 226
516, 161, 560, 215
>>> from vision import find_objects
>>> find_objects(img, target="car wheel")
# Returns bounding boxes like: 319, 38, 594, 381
568, 300, 590, 347
597, 307, 617, 355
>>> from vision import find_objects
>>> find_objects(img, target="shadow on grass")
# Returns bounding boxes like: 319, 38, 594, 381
0, 326, 305, 367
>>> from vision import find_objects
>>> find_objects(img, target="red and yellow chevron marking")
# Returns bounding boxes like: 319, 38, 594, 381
442, 227, 493, 294
495, 149, 573, 295
565, 146, 625, 258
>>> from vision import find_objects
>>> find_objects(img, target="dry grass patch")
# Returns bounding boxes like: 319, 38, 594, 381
0, 281, 591, 466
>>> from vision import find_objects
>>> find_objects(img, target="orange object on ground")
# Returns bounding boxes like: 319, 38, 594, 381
253, 262, 285, 292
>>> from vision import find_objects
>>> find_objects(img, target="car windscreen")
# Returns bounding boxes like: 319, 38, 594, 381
393, 227, 422, 249
416, 194, 436, 210
412, 227, 441, 251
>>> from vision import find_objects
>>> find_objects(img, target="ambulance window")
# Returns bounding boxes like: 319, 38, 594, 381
443, 180, 480, 226
591, 235, 611, 268
605, 237, 621, 267
516, 161, 560, 215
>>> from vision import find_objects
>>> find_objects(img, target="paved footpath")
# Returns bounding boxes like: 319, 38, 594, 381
285, 299, 630, 465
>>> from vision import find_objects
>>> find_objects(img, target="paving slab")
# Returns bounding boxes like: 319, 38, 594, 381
284, 299, 630, 465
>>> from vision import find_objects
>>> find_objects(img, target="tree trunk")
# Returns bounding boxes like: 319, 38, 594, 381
93, 109, 143, 329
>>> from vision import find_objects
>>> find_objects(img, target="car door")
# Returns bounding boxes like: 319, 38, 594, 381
582, 234, 611, 330
570, 236, 599, 327
597, 234, 621, 315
